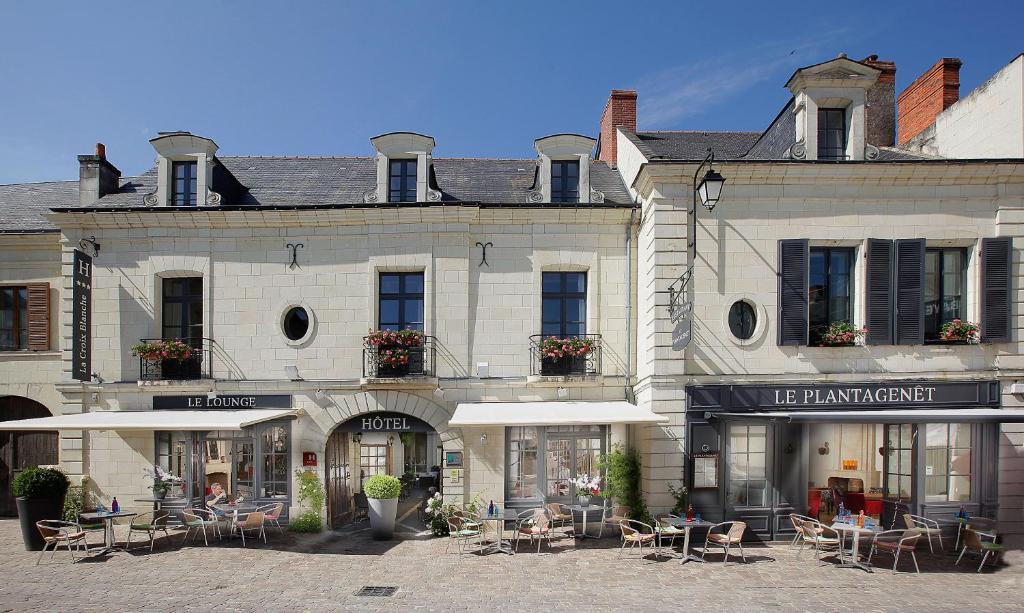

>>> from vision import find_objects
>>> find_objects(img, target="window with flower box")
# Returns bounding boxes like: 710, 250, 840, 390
924, 248, 967, 341
808, 248, 853, 345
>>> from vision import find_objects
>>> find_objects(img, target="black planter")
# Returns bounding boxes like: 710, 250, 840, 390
160, 357, 201, 380
376, 362, 410, 377
540, 356, 586, 376
16, 496, 66, 551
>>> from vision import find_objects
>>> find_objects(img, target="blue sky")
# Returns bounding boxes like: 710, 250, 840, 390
1, 1, 1021, 183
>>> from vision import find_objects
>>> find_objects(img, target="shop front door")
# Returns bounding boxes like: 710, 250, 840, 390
325, 430, 351, 528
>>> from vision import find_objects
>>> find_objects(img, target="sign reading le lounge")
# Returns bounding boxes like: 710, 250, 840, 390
153, 395, 292, 410
689, 380, 1000, 412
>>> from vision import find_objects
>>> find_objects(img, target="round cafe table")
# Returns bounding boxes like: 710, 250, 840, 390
667, 518, 714, 564
479, 508, 518, 555
830, 520, 882, 572
568, 504, 605, 539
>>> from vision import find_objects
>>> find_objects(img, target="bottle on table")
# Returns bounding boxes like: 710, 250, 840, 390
837, 501, 845, 520
857, 510, 865, 528
111, 497, 120, 513
685, 504, 694, 522
488, 500, 494, 517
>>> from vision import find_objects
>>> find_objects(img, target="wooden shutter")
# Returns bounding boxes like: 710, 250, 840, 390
777, 239, 809, 346
25, 283, 49, 351
981, 237, 1012, 343
865, 239, 894, 345
894, 239, 925, 345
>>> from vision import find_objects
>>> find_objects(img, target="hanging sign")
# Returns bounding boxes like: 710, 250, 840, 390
303, 452, 317, 467
334, 411, 434, 433
445, 451, 463, 468
153, 394, 292, 410
71, 249, 93, 382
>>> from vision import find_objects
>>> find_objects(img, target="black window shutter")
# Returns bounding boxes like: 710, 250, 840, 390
777, 239, 809, 346
865, 239, 894, 345
895, 238, 925, 344
981, 237, 1012, 343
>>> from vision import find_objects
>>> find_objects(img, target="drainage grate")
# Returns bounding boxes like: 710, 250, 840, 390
355, 586, 398, 598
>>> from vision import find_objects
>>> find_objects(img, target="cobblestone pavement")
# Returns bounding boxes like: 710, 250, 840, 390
0, 519, 1022, 612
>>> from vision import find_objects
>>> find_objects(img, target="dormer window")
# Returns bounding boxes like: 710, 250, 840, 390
551, 160, 580, 203
389, 159, 417, 203
171, 161, 198, 206
817, 108, 847, 160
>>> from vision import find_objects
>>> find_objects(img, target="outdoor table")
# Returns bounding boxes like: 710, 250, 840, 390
478, 508, 518, 555
667, 518, 714, 564
79, 510, 137, 555
830, 521, 881, 572
568, 504, 605, 539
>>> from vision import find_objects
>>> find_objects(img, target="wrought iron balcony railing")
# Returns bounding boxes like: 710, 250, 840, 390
529, 334, 602, 377
362, 335, 436, 379
137, 337, 213, 380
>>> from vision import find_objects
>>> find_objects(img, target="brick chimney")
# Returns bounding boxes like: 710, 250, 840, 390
598, 90, 637, 166
78, 142, 121, 205
897, 58, 962, 146
861, 55, 897, 147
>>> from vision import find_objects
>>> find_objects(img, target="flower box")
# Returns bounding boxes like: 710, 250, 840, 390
938, 319, 980, 344
541, 355, 587, 376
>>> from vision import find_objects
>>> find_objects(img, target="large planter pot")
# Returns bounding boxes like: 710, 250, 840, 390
16, 496, 65, 551
367, 497, 399, 540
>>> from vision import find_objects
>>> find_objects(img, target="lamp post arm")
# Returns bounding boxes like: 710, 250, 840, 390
687, 149, 715, 279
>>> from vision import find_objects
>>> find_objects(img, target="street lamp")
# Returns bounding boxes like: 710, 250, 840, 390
672, 149, 727, 317
696, 168, 726, 212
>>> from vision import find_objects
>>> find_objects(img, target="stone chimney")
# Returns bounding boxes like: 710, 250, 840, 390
598, 90, 637, 166
77, 143, 121, 205
897, 58, 962, 146
861, 55, 897, 147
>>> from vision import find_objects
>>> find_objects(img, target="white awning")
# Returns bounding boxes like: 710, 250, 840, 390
0, 409, 298, 431
449, 401, 669, 427
712, 408, 1024, 423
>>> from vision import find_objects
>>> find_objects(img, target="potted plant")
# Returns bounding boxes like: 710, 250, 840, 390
939, 319, 980, 344
569, 474, 602, 507
143, 465, 183, 500
12, 466, 70, 551
364, 474, 402, 539
538, 336, 595, 375
365, 330, 424, 376
817, 322, 865, 347
131, 338, 198, 379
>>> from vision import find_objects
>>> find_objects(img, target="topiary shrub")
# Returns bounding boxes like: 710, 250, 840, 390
364, 474, 401, 499
12, 467, 70, 500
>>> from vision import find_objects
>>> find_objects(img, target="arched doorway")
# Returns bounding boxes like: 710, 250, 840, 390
325, 411, 439, 528
0, 396, 58, 516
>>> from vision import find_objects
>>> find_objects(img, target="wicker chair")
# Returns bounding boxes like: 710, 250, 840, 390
35, 520, 89, 565
230, 511, 267, 547
618, 519, 657, 559
956, 528, 1005, 573
545, 503, 573, 532
126, 510, 171, 552
654, 513, 685, 557
598, 505, 631, 539
902, 513, 943, 555
182, 508, 222, 546
514, 509, 553, 553
446, 515, 483, 556
701, 521, 747, 564
868, 529, 922, 574
257, 502, 286, 535
798, 519, 843, 565
788, 513, 821, 549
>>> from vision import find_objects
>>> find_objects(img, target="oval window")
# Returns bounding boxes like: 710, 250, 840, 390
282, 306, 310, 341
728, 301, 756, 340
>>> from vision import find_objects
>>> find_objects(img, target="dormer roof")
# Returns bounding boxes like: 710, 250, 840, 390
785, 56, 881, 93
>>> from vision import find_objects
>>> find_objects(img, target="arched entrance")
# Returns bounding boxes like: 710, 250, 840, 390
0, 396, 58, 516
325, 411, 439, 528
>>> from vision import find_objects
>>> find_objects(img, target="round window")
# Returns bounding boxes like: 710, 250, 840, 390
282, 306, 310, 341
728, 300, 756, 340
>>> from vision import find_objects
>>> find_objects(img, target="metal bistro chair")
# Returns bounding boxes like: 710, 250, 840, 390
654, 513, 685, 557
868, 529, 922, 574
230, 511, 267, 547
257, 502, 286, 535
545, 502, 573, 533
35, 520, 90, 565
788, 513, 821, 549
798, 519, 844, 565
902, 513, 944, 555
446, 515, 483, 556
514, 508, 554, 553
452, 508, 483, 531
956, 528, 1006, 573
701, 521, 747, 564
618, 519, 657, 560
181, 508, 222, 546
126, 510, 171, 552
598, 505, 631, 539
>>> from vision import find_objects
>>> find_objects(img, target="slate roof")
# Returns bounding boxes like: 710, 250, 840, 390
624, 131, 762, 161
0, 156, 634, 231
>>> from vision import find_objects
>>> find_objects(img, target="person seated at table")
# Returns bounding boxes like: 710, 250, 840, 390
206, 483, 228, 516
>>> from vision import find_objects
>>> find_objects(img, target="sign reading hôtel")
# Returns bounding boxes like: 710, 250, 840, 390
688, 380, 1000, 412
153, 395, 292, 410
335, 411, 434, 433
71, 249, 92, 382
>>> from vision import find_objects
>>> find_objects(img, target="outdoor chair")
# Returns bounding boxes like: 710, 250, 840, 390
956, 528, 1005, 573
545, 503, 573, 532
797, 519, 843, 565
618, 519, 657, 560
902, 513, 944, 555
514, 508, 553, 553
788, 513, 821, 549
257, 502, 286, 534
35, 520, 89, 565
126, 510, 171, 552
598, 505, 631, 539
230, 511, 267, 547
182, 508, 221, 546
446, 515, 483, 556
654, 513, 685, 557
868, 529, 922, 574
77, 512, 106, 546
452, 508, 483, 531
701, 521, 747, 564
